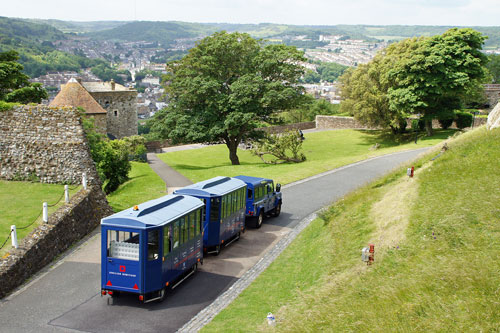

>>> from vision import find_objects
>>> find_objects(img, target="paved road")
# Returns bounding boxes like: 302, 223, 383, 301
0, 148, 428, 333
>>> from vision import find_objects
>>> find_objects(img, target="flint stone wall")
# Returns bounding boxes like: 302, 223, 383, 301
0, 186, 113, 299
0, 105, 99, 185
316, 115, 487, 131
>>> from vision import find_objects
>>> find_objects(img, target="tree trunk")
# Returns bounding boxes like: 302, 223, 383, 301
425, 119, 433, 136
226, 138, 240, 165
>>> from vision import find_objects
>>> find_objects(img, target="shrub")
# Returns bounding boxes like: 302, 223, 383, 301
438, 118, 454, 129
411, 119, 425, 131
82, 116, 131, 193
455, 111, 473, 129
123, 135, 147, 162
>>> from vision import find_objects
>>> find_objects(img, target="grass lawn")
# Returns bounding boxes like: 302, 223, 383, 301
0, 182, 81, 257
203, 127, 500, 332
106, 161, 166, 213
158, 129, 455, 185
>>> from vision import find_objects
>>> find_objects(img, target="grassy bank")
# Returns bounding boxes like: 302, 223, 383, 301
106, 161, 166, 212
0, 182, 80, 257
158, 129, 455, 185
203, 127, 500, 332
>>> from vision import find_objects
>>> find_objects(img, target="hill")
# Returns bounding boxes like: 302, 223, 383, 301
85, 21, 500, 48
203, 126, 500, 332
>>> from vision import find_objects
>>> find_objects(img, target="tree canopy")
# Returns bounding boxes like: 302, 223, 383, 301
340, 28, 488, 135
0, 50, 47, 103
149, 31, 307, 165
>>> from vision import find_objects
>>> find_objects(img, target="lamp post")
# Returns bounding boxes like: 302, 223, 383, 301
472, 111, 479, 129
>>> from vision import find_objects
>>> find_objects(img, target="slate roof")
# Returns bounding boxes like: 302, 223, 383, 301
49, 78, 107, 114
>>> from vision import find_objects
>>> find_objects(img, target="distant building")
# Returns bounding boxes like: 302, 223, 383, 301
50, 79, 138, 139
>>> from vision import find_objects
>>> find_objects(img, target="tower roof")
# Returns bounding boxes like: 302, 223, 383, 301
49, 79, 107, 114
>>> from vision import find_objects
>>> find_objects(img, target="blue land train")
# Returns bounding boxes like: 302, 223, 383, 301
234, 175, 282, 228
101, 194, 204, 303
174, 176, 246, 255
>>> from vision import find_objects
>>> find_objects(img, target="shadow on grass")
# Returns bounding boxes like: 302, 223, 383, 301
355, 129, 457, 148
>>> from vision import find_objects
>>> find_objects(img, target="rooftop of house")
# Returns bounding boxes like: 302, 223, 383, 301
49, 78, 107, 114
81, 80, 135, 93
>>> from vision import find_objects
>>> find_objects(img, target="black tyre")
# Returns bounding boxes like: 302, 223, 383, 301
256, 210, 264, 229
214, 244, 221, 256
273, 203, 281, 217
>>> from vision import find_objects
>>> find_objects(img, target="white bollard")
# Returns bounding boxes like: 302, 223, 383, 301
82, 172, 88, 190
11, 225, 18, 249
65, 185, 69, 203
43, 202, 48, 223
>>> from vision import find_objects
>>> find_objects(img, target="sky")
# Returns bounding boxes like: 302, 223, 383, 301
2, 0, 499, 26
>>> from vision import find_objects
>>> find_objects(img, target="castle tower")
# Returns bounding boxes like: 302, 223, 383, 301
49, 78, 107, 135
81, 81, 138, 139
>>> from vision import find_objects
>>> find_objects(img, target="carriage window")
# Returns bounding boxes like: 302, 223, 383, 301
247, 188, 253, 199
227, 193, 232, 216
210, 197, 220, 222
233, 191, 238, 212
195, 209, 201, 235
189, 212, 195, 239
201, 199, 206, 223
180, 217, 188, 243
173, 220, 180, 249
107, 230, 140, 261
147, 229, 159, 261
163, 226, 171, 256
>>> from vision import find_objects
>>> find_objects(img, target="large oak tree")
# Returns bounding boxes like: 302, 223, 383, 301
149, 31, 306, 165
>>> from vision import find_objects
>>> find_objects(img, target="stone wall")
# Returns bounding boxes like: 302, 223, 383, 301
0, 105, 100, 185
316, 115, 487, 131
316, 116, 381, 130
258, 122, 316, 134
90, 91, 138, 139
0, 186, 113, 299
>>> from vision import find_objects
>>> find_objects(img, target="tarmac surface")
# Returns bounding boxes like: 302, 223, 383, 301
0, 146, 429, 332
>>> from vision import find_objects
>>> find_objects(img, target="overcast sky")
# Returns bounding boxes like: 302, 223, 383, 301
3, 0, 499, 26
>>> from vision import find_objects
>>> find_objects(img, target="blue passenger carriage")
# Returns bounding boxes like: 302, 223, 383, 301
174, 176, 246, 255
234, 175, 282, 228
101, 194, 204, 303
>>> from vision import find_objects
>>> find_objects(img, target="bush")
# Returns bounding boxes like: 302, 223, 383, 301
123, 135, 147, 162
411, 119, 425, 131
455, 111, 473, 129
438, 117, 454, 129
82, 116, 131, 193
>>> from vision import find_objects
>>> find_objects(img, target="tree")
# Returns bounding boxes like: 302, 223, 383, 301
149, 31, 306, 165
340, 29, 488, 136
0, 50, 47, 103
486, 54, 500, 83
340, 41, 410, 134
387, 28, 488, 135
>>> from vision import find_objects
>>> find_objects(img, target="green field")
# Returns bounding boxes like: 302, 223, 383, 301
157, 129, 456, 186
0, 182, 81, 257
203, 127, 500, 332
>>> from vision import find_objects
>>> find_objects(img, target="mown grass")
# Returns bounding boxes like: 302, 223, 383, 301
0, 181, 81, 257
158, 129, 454, 185
106, 161, 166, 212
203, 127, 500, 332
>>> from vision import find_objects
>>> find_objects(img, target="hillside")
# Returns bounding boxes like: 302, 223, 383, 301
203, 126, 500, 332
